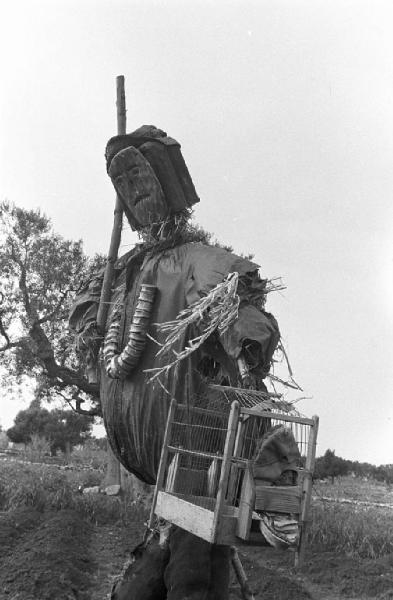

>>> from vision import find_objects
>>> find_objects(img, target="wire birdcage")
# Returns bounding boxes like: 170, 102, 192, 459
150, 385, 318, 566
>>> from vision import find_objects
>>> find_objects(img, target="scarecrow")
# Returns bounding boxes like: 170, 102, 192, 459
70, 125, 284, 599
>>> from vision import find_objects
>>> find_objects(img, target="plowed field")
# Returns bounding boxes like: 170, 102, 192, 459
1, 506, 393, 599
1, 460, 392, 600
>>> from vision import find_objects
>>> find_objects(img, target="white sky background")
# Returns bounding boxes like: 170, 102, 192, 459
1, 0, 393, 465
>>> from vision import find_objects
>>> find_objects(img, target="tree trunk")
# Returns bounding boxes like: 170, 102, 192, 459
65, 440, 71, 463
103, 441, 153, 504
103, 443, 121, 488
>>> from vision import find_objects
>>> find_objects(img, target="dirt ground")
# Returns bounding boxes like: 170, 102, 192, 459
1, 507, 392, 600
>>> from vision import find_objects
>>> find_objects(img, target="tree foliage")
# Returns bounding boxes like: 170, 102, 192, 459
314, 449, 393, 485
7, 401, 93, 454
0, 430, 9, 451
314, 449, 349, 483
0, 201, 104, 414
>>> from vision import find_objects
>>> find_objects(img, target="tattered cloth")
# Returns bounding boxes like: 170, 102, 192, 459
251, 425, 301, 548
69, 242, 280, 484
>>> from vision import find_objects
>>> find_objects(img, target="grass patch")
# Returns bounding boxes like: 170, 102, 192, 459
314, 476, 393, 504
308, 500, 393, 559
0, 460, 147, 526
0, 462, 74, 512
5, 459, 392, 561
70, 443, 108, 470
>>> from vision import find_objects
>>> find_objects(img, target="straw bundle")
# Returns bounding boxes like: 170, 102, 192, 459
146, 272, 240, 382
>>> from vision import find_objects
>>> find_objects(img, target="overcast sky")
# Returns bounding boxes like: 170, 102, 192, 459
1, 0, 393, 465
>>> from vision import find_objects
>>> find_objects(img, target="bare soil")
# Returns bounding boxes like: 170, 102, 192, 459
0, 507, 392, 600
0, 508, 92, 600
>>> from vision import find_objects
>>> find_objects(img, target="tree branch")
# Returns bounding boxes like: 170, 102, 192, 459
29, 320, 99, 397
0, 338, 25, 353
0, 313, 10, 348
6, 244, 98, 397
37, 289, 70, 324
10, 247, 34, 321
1, 208, 104, 405
0, 311, 29, 352
57, 390, 102, 417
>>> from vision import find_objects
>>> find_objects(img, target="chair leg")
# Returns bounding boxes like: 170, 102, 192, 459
230, 546, 255, 600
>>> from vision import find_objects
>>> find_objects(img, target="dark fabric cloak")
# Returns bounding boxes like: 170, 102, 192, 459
69, 242, 279, 484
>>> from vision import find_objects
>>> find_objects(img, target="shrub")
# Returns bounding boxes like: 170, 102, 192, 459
0, 460, 148, 526
70, 440, 106, 470
23, 434, 51, 463
0, 462, 73, 511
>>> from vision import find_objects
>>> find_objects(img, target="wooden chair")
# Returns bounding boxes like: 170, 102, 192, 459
150, 399, 319, 568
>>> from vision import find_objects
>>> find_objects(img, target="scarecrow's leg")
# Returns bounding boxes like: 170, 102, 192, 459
164, 526, 230, 600
111, 530, 170, 600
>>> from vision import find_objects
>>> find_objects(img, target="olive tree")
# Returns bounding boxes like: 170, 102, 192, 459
0, 201, 103, 414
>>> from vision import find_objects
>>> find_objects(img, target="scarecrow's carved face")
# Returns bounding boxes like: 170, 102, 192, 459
108, 146, 168, 229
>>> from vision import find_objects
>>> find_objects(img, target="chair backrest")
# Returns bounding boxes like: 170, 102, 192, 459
234, 407, 319, 566
150, 399, 319, 566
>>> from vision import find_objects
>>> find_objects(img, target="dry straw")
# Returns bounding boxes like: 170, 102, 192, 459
145, 272, 240, 381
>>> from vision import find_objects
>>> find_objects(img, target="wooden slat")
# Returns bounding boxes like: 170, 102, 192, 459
149, 398, 177, 529
212, 401, 240, 543
296, 415, 319, 567
207, 456, 220, 497
236, 465, 256, 540
155, 493, 238, 545
174, 403, 227, 418
156, 491, 215, 542
165, 451, 180, 493
215, 512, 238, 545
240, 408, 314, 426
167, 446, 224, 462
165, 492, 216, 511
254, 485, 301, 514
227, 418, 247, 503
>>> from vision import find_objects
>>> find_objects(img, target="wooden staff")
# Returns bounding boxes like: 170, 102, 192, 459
230, 546, 255, 600
97, 75, 127, 334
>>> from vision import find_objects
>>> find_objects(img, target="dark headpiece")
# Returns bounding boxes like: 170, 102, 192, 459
106, 125, 199, 230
